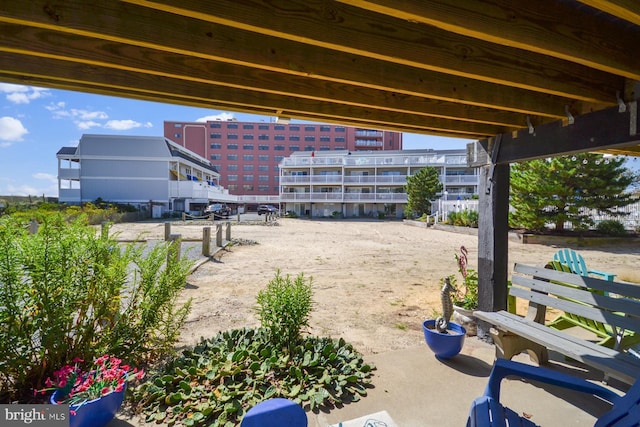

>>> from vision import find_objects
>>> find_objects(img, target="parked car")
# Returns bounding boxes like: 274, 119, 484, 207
204, 203, 231, 217
257, 204, 278, 215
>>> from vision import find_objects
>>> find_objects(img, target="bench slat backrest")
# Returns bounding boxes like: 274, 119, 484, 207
512, 264, 640, 334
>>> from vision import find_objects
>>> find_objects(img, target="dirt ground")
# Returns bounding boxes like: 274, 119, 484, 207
108, 218, 640, 357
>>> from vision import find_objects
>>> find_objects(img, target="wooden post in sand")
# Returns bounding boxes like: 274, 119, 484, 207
202, 226, 211, 256
216, 224, 223, 247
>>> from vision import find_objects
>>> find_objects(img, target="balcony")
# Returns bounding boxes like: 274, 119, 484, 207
280, 175, 408, 185
58, 168, 80, 180
169, 181, 232, 200
280, 192, 407, 202
279, 153, 469, 168
58, 188, 81, 203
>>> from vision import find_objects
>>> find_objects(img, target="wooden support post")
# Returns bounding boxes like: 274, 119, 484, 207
225, 221, 231, 241
167, 234, 182, 265
216, 224, 222, 247
477, 161, 510, 341
182, 212, 186, 221
202, 227, 211, 256
164, 222, 171, 241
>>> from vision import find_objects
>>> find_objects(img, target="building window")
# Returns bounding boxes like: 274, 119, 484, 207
289, 125, 300, 131
335, 146, 345, 150
273, 175, 280, 181
243, 185, 254, 191
243, 155, 254, 161
227, 143, 238, 149
210, 122, 222, 128
258, 155, 269, 161
258, 144, 269, 150
227, 123, 238, 129
243, 164, 254, 171
258, 124, 269, 130
274, 145, 285, 151
319, 145, 330, 151
289, 145, 300, 151
258, 165, 269, 171
227, 164, 238, 171
210, 154, 222, 160
273, 165, 280, 172
174, 133, 181, 138
274, 135, 285, 141
243, 124, 254, 129
274, 124, 285, 130
289, 135, 300, 141
227, 154, 238, 160
274, 155, 284, 162
228, 184, 238, 190
305, 145, 314, 151
258, 185, 269, 192
335, 127, 345, 132
335, 137, 345, 142
243, 143, 254, 150
210, 133, 222, 139
227, 134, 238, 139
319, 136, 330, 142
228, 175, 238, 181
258, 135, 269, 141
211, 164, 222, 171
304, 136, 315, 142
320, 125, 331, 132
305, 125, 315, 131
210, 143, 222, 149
259, 175, 269, 181
173, 123, 182, 128
243, 134, 254, 140
273, 186, 279, 192
243, 175, 254, 181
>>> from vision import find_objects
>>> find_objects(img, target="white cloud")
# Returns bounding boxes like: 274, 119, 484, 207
104, 119, 147, 130
33, 172, 56, 182
0, 116, 29, 143
77, 120, 102, 130
0, 84, 50, 104
196, 112, 235, 122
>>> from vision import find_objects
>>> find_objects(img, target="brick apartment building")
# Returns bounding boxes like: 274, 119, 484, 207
164, 120, 402, 196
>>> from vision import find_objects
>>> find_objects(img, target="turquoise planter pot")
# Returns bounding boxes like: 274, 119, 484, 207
51, 384, 126, 427
422, 320, 466, 359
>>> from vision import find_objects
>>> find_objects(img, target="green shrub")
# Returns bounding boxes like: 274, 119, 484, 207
0, 214, 193, 403
256, 271, 313, 353
447, 209, 479, 227
596, 219, 627, 236
135, 328, 374, 425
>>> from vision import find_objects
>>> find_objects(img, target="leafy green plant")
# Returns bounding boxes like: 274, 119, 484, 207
256, 271, 313, 353
134, 328, 374, 426
446, 210, 479, 227
596, 219, 627, 236
0, 213, 192, 403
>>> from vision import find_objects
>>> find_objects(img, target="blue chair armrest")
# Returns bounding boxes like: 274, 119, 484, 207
484, 359, 621, 405
587, 269, 616, 281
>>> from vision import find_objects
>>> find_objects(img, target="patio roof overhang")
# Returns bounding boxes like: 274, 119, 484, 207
1, 0, 640, 158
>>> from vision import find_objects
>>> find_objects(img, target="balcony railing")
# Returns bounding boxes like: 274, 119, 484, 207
279, 192, 407, 202
58, 188, 81, 203
169, 181, 232, 200
280, 174, 409, 185
280, 153, 468, 167
58, 168, 81, 180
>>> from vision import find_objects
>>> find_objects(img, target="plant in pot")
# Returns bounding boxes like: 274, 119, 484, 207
422, 277, 466, 359
450, 246, 479, 336
38, 355, 145, 427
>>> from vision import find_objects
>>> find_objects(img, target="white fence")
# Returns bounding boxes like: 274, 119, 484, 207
433, 199, 640, 230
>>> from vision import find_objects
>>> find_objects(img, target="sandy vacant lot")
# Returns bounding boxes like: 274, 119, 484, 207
109, 218, 640, 356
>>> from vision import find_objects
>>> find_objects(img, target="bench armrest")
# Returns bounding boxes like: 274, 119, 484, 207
587, 269, 616, 281
484, 359, 621, 405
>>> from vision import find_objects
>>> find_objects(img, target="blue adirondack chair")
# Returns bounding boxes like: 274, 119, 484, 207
553, 248, 616, 281
466, 358, 640, 427
241, 398, 307, 427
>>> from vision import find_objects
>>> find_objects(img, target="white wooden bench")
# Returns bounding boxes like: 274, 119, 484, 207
474, 263, 640, 385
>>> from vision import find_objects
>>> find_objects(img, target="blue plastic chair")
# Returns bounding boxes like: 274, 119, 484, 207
553, 248, 616, 281
466, 358, 640, 427
241, 398, 307, 427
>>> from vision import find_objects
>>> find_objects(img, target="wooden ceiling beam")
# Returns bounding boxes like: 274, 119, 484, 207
0, 51, 503, 138
577, 0, 640, 26
338, 0, 640, 81
0, 22, 538, 129
0, 0, 624, 108
126, 0, 625, 102
489, 103, 640, 164
0, 1, 585, 119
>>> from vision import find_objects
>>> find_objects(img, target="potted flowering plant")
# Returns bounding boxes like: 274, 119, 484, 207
39, 355, 144, 427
